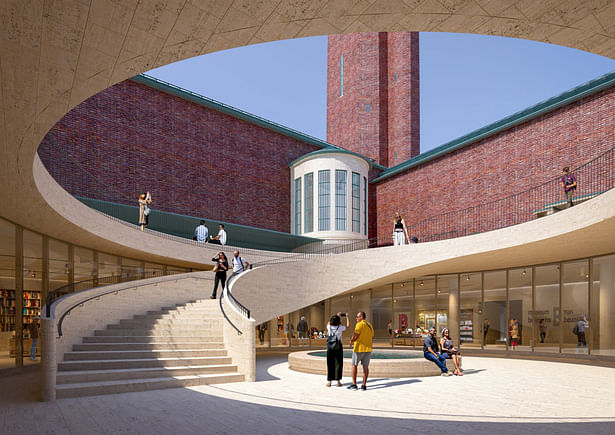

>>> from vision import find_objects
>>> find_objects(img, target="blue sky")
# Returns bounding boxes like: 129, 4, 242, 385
148, 33, 615, 155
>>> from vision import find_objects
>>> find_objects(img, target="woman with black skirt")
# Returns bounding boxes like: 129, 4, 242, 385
326, 312, 349, 387
210, 252, 228, 299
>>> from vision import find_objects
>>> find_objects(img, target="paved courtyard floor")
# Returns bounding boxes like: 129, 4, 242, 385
1, 354, 614, 434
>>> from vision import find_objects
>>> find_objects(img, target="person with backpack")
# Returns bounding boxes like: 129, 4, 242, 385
232, 250, 248, 274
574, 315, 589, 354
326, 312, 349, 387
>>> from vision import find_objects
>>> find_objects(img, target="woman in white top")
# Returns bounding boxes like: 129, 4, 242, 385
326, 312, 350, 387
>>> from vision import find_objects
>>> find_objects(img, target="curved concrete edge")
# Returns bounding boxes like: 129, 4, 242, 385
232, 187, 615, 324
288, 350, 455, 378
41, 271, 215, 401
32, 155, 297, 268
221, 288, 256, 382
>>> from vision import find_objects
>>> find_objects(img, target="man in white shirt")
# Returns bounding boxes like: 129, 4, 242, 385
232, 250, 248, 273
209, 224, 227, 245
194, 220, 209, 243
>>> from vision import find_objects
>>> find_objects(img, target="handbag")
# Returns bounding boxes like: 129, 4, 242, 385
144, 205, 151, 216
327, 326, 340, 351
213, 263, 219, 272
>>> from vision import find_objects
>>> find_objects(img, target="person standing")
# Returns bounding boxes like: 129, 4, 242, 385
297, 316, 308, 347
539, 319, 547, 343
561, 166, 577, 208
483, 318, 490, 343
348, 311, 374, 390
423, 326, 451, 376
209, 224, 227, 245
232, 250, 248, 274
392, 212, 409, 246
575, 315, 589, 355
138, 191, 152, 231
210, 252, 228, 299
326, 313, 349, 387
194, 220, 209, 243
29, 317, 40, 361
257, 323, 267, 345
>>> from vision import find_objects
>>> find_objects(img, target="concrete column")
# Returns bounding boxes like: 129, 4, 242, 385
15, 225, 23, 367
449, 276, 459, 347
41, 236, 49, 314
599, 261, 615, 351
40, 317, 57, 401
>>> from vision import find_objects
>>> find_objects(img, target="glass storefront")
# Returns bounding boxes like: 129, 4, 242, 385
270, 255, 615, 361
0, 216, 186, 366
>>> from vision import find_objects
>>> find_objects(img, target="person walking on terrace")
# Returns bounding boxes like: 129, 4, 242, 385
423, 326, 451, 376
348, 311, 374, 390
209, 223, 227, 245
232, 250, 248, 274
326, 313, 349, 387
138, 191, 152, 231
194, 220, 209, 243
210, 251, 228, 299
392, 212, 410, 246
561, 166, 577, 208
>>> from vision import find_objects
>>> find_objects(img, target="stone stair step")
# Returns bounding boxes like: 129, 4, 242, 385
83, 336, 223, 343
58, 356, 232, 371
56, 364, 238, 384
112, 319, 223, 328
94, 329, 223, 336
73, 342, 225, 351
64, 349, 228, 360
55, 373, 245, 398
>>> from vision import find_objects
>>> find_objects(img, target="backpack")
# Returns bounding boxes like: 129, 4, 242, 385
572, 325, 578, 335
327, 326, 340, 351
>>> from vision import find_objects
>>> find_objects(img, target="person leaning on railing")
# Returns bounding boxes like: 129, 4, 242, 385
561, 166, 577, 208
138, 191, 152, 231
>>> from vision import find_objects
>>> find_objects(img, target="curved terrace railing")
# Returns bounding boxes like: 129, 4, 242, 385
45, 271, 171, 320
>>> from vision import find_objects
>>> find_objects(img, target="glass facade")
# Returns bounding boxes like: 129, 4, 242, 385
0, 216, 190, 365
304, 172, 313, 233
352, 172, 360, 233
265, 256, 615, 360
318, 170, 330, 231
335, 170, 347, 231
294, 177, 301, 235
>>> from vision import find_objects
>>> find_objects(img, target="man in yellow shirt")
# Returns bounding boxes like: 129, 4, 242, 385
348, 311, 374, 390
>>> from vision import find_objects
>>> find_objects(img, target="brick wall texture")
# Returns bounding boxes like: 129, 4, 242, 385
326, 32, 420, 167
373, 86, 615, 243
37, 38, 615, 245
37, 80, 320, 232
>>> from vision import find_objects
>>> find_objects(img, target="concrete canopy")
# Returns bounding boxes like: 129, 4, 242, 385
1, 0, 615, 267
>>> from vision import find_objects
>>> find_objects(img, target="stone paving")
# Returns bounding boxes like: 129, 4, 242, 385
1, 354, 614, 434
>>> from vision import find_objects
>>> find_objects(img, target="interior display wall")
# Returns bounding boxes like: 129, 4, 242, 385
37, 80, 321, 233
373, 86, 615, 242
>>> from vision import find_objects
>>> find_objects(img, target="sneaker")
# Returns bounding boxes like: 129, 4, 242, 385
347, 384, 358, 390
441, 372, 451, 377
210, 295, 216, 299
30, 357, 37, 361
361, 385, 367, 390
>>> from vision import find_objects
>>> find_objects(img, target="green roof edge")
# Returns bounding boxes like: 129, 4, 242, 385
371, 69, 615, 183
288, 147, 376, 168
130, 74, 385, 171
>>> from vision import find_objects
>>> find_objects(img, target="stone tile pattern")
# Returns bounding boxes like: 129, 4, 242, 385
37, 80, 320, 232
374, 86, 615, 243
326, 32, 420, 167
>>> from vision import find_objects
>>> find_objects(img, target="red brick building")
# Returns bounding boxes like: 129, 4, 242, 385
327, 32, 420, 167
37, 33, 615, 246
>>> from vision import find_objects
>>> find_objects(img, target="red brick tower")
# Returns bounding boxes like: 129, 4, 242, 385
327, 32, 420, 167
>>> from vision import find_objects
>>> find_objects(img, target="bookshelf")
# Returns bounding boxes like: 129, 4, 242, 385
0, 289, 42, 332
